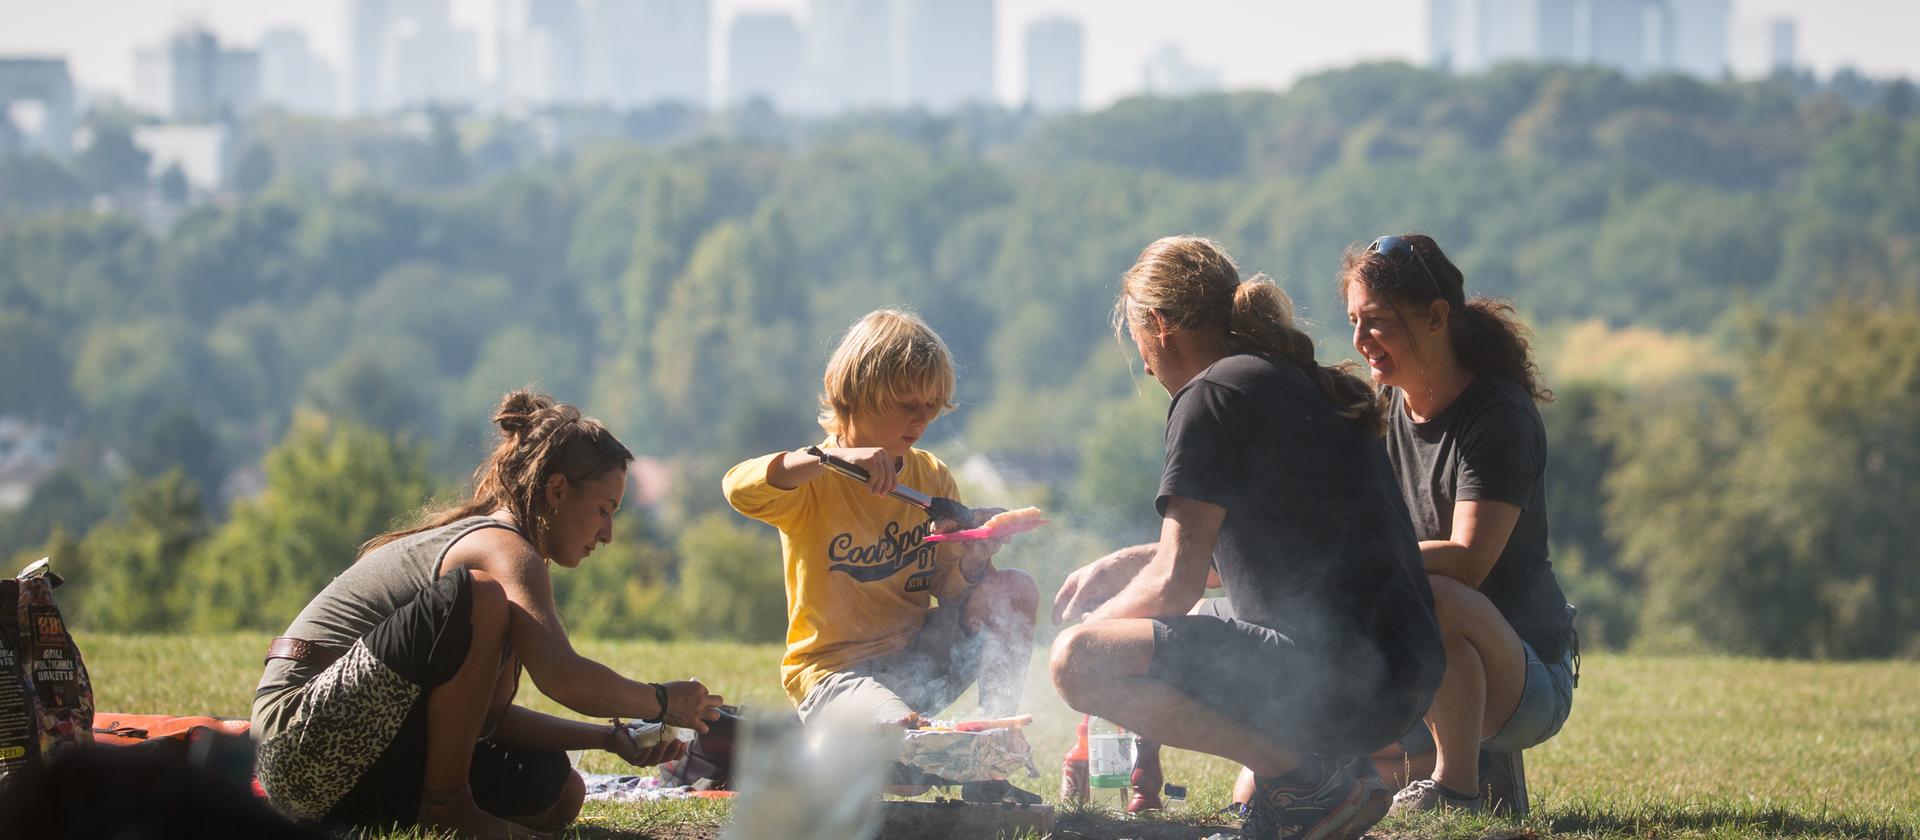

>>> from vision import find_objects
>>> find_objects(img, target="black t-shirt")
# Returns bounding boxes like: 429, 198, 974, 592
1157, 354, 1443, 687
1385, 375, 1572, 661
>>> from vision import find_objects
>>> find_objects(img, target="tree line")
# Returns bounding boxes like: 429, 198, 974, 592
1, 63, 1915, 657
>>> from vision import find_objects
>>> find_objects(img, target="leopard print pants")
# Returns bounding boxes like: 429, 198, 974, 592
255, 641, 419, 821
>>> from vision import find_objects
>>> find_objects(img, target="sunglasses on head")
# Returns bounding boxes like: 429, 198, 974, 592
1368, 235, 1447, 302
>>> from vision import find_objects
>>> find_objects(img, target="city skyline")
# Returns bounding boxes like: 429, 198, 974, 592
2, 0, 1915, 115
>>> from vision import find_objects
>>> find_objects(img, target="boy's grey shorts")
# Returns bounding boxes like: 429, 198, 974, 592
796, 588, 984, 726
1399, 636, 1575, 755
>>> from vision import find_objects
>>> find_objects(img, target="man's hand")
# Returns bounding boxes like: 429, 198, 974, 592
660, 680, 725, 733
1051, 544, 1155, 624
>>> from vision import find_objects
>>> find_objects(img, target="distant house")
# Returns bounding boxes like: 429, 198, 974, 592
0, 417, 62, 511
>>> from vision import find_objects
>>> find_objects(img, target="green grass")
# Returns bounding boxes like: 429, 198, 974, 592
77, 633, 1920, 838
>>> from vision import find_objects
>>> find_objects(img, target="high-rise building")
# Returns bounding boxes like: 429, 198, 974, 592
258, 27, 338, 114
803, 0, 894, 111
349, 0, 389, 112
1535, 0, 1579, 62
498, 0, 586, 104
350, 0, 480, 112
134, 26, 258, 120
595, 0, 710, 108
1768, 17, 1797, 74
1023, 16, 1082, 112
1582, 0, 1661, 76
1666, 0, 1731, 78
0, 58, 76, 157
894, 0, 995, 111
1142, 44, 1221, 97
1429, 0, 1457, 69
1430, 0, 1728, 79
727, 12, 803, 109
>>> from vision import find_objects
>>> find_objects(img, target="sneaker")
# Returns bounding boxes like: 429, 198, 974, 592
1480, 749, 1528, 817
1242, 756, 1390, 840
1386, 778, 1485, 816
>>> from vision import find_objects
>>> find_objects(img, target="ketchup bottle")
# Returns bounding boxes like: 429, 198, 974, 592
1060, 714, 1090, 804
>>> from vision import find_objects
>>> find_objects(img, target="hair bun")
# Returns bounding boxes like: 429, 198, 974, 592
493, 389, 558, 438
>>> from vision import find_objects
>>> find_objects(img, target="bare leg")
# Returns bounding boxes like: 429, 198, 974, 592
1423, 575, 1527, 794
1369, 744, 1434, 791
964, 568, 1038, 716
1050, 620, 1299, 778
418, 571, 533, 840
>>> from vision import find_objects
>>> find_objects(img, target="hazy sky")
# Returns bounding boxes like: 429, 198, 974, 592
2, 1, 1915, 109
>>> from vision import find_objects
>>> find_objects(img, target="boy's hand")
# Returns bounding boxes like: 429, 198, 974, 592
830, 446, 898, 497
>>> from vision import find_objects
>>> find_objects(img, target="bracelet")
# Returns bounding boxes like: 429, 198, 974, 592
642, 682, 669, 723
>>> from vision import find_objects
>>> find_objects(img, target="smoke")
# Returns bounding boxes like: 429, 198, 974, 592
723, 708, 902, 840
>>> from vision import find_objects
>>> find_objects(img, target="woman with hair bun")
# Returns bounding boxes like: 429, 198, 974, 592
1342, 234, 1576, 816
251, 390, 725, 839
1049, 236, 1443, 840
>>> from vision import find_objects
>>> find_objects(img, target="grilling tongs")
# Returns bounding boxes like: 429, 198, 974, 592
805, 445, 974, 524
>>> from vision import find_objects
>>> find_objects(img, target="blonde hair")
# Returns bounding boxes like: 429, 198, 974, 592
1116, 236, 1386, 436
818, 309, 957, 439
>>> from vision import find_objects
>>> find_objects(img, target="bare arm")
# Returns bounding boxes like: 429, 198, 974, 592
453, 528, 723, 730
1079, 497, 1221, 623
1420, 499, 1522, 587
1050, 542, 1155, 624
490, 706, 688, 768
764, 446, 897, 494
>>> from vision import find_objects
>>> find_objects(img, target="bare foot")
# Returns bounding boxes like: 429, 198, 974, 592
418, 786, 548, 839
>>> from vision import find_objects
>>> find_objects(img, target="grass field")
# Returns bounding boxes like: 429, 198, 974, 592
77, 633, 1919, 839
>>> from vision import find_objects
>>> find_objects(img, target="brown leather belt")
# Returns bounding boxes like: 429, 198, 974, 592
265, 636, 346, 669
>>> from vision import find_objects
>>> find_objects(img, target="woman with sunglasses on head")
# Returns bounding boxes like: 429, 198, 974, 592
1339, 234, 1577, 815
1050, 236, 1443, 840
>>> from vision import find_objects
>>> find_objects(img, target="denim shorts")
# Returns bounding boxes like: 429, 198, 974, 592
1398, 636, 1575, 755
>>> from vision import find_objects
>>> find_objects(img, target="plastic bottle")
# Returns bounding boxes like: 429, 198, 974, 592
1060, 714, 1090, 804
1086, 716, 1136, 811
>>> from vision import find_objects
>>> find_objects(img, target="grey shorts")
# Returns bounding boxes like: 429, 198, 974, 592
1398, 636, 1575, 755
796, 589, 983, 726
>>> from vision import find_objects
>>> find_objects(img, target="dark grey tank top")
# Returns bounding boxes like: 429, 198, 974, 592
251, 516, 520, 737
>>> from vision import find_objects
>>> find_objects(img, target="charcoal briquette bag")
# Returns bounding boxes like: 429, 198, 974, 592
9, 560, 92, 768
0, 578, 40, 786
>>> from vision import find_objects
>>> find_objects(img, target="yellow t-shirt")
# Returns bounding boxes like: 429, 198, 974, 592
722, 446, 972, 706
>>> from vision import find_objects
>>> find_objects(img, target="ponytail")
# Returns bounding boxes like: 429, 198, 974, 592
1119, 235, 1386, 436
1451, 298, 1551, 403
360, 389, 634, 555
1228, 279, 1387, 437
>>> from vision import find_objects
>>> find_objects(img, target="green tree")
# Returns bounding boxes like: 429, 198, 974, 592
184, 413, 431, 630
157, 163, 190, 204
675, 512, 786, 643
75, 124, 151, 196
232, 143, 276, 195
1606, 300, 1920, 658
71, 471, 208, 631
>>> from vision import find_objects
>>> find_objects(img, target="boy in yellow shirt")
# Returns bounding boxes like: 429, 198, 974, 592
723, 309, 1038, 725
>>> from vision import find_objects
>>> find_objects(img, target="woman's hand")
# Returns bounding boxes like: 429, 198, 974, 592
605, 721, 689, 768
660, 680, 725, 733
